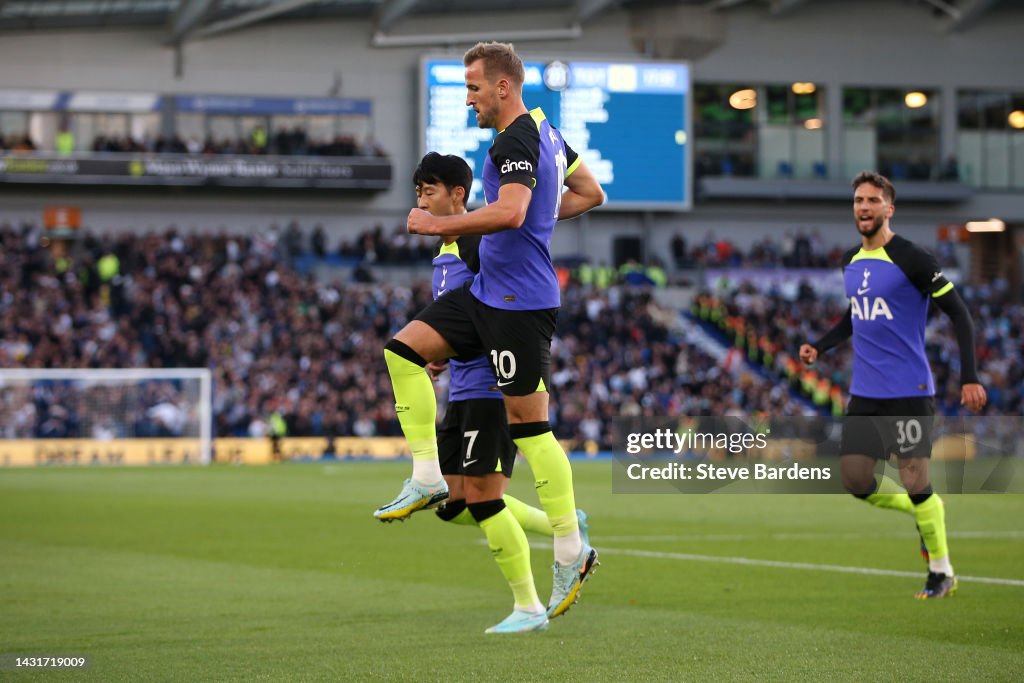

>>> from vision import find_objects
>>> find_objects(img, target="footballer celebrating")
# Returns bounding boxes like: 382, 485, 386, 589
800, 171, 987, 599
406, 151, 589, 633
376, 42, 605, 625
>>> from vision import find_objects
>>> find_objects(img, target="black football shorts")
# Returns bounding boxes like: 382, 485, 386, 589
840, 396, 936, 459
437, 398, 516, 477
415, 282, 557, 397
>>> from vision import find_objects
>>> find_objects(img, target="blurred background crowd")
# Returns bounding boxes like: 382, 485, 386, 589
1, 221, 1017, 452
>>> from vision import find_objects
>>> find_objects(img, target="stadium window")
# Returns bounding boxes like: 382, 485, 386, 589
842, 88, 873, 126
1013, 94, 1024, 189
957, 91, 981, 131
693, 83, 759, 179
305, 115, 335, 151
74, 113, 133, 153
842, 87, 939, 181
130, 113, 160, 151
760, 84, 826, 179
270, 115, 308, 155
237, 115, 268, 155
175, 112, 205, 151
765, 85, 790, 125
0, 110, 31, 149
957, 90, 1024, 189
209, 115, 240, 153
696, 82, 827, 180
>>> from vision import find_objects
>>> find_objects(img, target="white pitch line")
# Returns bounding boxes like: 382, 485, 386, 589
594, 530, 1024, 543
595, 547, 1024, 587
508, 540, 1024, 587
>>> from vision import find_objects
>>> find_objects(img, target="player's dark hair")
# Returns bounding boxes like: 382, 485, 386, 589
413, 152, 472, 199
463, 41, 525, 87
852, 170, 896, 203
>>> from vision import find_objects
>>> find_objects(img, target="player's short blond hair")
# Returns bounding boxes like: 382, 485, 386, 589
463, 41, 524, 87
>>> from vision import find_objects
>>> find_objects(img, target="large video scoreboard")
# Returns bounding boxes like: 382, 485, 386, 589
421, 56, 691, 210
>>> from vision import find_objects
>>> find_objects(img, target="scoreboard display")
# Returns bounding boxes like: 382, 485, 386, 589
421, 56, 691, 211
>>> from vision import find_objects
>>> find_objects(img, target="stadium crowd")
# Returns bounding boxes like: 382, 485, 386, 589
340, 224, 957, 272
0, 128, 386, 157
99, 131, 387, 158
0, 133, 37, 152
0, 223, 807, 448
0, 222, 1017, 450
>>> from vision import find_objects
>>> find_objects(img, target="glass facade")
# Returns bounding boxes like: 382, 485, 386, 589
842, 87, 940, 180
694, 82, 826, 181
957, 90, 1024, 189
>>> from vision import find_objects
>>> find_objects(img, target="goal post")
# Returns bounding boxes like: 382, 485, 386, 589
0, 368, 213, 465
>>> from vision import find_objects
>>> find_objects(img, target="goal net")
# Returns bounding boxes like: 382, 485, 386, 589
0, 368, 212, 465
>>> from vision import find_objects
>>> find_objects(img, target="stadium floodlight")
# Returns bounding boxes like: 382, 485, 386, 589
965, 218, 1006, 233
0, 368, 212, 465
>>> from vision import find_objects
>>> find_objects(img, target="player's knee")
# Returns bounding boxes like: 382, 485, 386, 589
467, 499, 506, 523
503, 395, 548, 424
908, 487, 934, 505
508, 421, 552, 441
435, 498, 467, 522
842, 472, 876, 497
384, 338, 427, 368
463, 474, 505, 502
898, 461, 929, 492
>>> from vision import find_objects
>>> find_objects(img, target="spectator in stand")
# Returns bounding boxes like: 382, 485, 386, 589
1, 222, 1018, 445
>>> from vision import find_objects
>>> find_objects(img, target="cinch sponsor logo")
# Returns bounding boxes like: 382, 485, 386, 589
501, 159, 533, 174
850, 296, 893, 321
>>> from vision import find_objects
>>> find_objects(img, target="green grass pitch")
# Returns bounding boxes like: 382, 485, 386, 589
1, 461, 1022, 681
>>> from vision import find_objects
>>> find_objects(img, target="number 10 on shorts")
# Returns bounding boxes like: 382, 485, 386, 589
490, 349, 517, 386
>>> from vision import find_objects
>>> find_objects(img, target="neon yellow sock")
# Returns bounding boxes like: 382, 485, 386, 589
445, 496, 550, 534
449, 507, 476, 526
479, 508, 542, 611
513, 431, 580, 564
865, 475, 913, 515
503, 494, 553, 536
383, 349, 438, 475
914, 494, 950, 561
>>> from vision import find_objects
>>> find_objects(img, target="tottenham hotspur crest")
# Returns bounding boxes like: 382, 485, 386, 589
857, 268, 871, 295
437, 265, 448, 297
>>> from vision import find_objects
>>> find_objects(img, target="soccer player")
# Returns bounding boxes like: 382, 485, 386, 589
799, 171, 987, 599
409, 151, 589, 633
376, 42, 605, 624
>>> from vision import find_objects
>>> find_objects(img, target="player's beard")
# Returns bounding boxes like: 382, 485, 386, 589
476, 107, 494, 129
857, 214, 885, 238
475, 95, 498, 129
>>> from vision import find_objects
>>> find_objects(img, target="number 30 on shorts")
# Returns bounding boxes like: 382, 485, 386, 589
896, 419, 922, 450
490, 349, 517, 383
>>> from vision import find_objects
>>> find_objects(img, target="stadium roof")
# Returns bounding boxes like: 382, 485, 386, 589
0, 0, 1007, 43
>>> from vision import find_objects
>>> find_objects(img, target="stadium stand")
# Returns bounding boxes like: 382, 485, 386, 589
6, 221, 1015, 452
84, 133, 386, 157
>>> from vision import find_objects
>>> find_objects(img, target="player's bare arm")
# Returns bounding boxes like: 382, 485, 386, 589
408, 183, 532, 237
558, 161, 604, 220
